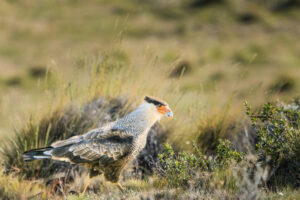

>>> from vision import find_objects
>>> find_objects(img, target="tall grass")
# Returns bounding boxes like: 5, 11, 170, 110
0, 170, 48, 200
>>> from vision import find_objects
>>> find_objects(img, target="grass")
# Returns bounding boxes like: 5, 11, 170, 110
0, 0, 299, 199
0, 170, 48, 200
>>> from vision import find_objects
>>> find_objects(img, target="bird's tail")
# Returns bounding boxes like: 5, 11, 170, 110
23, 147, 53, 162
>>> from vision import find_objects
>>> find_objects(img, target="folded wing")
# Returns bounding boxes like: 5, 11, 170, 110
51, 135, 134, 165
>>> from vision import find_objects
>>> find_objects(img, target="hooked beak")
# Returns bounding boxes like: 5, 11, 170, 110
166, 110, 173, 118
158, 105, 173, 118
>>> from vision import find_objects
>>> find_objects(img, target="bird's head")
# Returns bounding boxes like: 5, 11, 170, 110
143, 96, 173, 119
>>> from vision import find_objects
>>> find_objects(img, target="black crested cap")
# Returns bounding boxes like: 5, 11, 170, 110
144, 96, 167, 106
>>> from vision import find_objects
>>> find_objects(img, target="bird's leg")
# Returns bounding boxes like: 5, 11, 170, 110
114, 182, 124, 193
81, 177, 90, 195
81, 168, 101, 195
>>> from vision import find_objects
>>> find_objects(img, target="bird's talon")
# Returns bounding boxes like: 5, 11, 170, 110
114, 182, 124, 193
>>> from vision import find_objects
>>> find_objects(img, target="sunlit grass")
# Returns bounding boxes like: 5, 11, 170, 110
0, 170, 48, 200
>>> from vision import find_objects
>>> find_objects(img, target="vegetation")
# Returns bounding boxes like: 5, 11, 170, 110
1, 97, 130, 178
246, 101, 300, 188
158, 140, 243, 188
155, 101, 300, 198
0, 0, 299, 199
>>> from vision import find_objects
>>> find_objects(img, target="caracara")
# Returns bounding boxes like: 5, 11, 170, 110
23, 96, 173, 193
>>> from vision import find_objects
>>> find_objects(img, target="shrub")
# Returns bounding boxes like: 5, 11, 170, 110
268, 75, 296, 94
5, 76, 22, 87
158, 139, 244, 188
169, 61, 192, 78
28, 66, 47, 79
216, 139, 244, 168
196, 107, 241, 153
189, 0, 224, 8
245, 101, 300, 187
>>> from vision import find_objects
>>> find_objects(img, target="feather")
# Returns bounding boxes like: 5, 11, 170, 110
23, 147, 53, 162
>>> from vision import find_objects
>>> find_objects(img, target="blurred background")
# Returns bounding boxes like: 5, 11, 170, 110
0, 0, 299, 198
0, 0, 300, 143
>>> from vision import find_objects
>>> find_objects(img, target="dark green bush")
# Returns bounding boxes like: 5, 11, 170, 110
28, 66, 47, 79
5, 76, 22, 87
268, 75, 296, 94
245, 101, 300, 187
216, 139, 244, 168
158, 140, 244, 188
169, 61, 192, 78
196, 109, 240, 153
158, 101, 300, 191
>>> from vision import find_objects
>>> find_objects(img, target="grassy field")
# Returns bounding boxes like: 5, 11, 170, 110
0, 0, 300, 199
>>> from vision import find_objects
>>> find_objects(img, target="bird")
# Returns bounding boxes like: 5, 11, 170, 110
23, 96, 173, 193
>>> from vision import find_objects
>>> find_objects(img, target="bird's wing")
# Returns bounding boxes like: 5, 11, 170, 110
51, 122, 124, 148
83, 122, 131, 140
51, 134, 134, 164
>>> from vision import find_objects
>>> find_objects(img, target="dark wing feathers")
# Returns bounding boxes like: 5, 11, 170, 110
84, 126, 132, 140
49, 124, 134, 164
51, 126, 111, 148
51, 135, 84, 147
51, 135, 133, 164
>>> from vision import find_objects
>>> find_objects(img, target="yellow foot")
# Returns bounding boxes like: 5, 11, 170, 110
114, 182, 124, 193
81, 177, 91, 196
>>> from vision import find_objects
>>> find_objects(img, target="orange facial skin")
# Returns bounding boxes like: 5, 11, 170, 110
157, 105, 167, 114
157, 105, 173, 118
